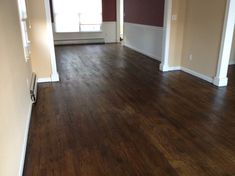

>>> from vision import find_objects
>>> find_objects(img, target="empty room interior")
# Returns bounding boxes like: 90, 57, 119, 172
1, 0, 235, 175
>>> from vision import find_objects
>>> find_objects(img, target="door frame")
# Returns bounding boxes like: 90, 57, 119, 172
160, 0, 172, 72
116, 0, 124, 43
44, 0, 59, 82
116, 0, 121, 42
213, 0, 235, 86
160, 0, 235, 87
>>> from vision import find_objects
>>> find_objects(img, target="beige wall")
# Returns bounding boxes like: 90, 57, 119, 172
27, 0, 53, 78
181, 0, 226, 78
230, 29, 235, 65
0, 0, 32, 175
168, 0, 187, 67
168, 0, 226, 78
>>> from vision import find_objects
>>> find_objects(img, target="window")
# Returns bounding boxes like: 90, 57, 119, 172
53, 0, 102, 33
17, 0, 31, 61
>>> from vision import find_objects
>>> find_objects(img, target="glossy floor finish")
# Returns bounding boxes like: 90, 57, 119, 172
24, 44, 235, 176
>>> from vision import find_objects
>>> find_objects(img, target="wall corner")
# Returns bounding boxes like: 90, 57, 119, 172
159, 63, 169, 72
51, 72, 59, 82
213, 76, 228, 87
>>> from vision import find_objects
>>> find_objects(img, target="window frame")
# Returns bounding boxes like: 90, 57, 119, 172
52, 0, 103, 33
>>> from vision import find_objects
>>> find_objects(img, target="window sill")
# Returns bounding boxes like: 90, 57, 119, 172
55, 31, 103, 34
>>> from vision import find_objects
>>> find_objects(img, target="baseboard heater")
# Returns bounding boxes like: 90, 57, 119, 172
30, 72, 37, 103
54, 38, 105, 45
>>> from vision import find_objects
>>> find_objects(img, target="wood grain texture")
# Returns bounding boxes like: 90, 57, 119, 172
24, 44, 235, 176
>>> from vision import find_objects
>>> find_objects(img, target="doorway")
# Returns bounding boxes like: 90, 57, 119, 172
120, 0, 124, 41
161, 0, 235, 87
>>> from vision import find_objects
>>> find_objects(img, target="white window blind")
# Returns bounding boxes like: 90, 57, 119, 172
53, 0, 102, 33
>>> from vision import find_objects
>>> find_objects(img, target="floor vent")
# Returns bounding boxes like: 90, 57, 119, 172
30, 72, 37, 103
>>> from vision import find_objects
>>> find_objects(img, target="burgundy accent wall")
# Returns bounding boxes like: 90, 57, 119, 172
102, 0, 116, 21
124, 0, 164, 27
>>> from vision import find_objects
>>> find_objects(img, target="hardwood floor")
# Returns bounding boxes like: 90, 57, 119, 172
24, 44, 235, 176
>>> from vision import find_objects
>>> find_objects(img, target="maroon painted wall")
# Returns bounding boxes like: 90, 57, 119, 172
124, 0, 164, 27
102, 0, 116, 21
50, 0, 116, 22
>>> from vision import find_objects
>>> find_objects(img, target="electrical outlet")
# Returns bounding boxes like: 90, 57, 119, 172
189, 54, 193, 61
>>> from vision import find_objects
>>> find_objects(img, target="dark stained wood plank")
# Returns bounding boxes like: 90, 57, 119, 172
24, 44, 235, 176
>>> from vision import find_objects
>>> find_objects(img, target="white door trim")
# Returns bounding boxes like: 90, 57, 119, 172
116, 0, 121, 42
44, 0, 59, 82
213, 0, 235, 87
160, 0, 172, 71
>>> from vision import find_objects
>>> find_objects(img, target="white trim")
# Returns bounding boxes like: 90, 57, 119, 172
213, 0, 235, 87
167, 66, 181, 71
124, 43, 161, 61
181, 67, 213, 83
16, 0, 31, 63
37, 77, 52, 83
18, 102, 33, 176
229, 60, 235, 65
51, 73, 59, 82
44, 0, 60, 82
160, 66, 213, 83
160, 0, 172, 71
124, 22, 163, 31
116, 0, 121, 42
213, 77, 228, 87
102, 22, 118, 43
159, 64, 170, 72
37, 74, 60, 83
53, 22, 116, 43
161, 65, 214, 83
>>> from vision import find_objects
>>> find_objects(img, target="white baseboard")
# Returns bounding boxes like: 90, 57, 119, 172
213, 77, 228, 87
102, 22, 117, 43
18, 102, 33, 176
51, 72, 60, 82
53, 22, 117, 44
160, 63, 214, 84
124, 43, 161, 61
37, 73, 60, 83
159, 63, 169, 71
159, 63, 181, 72
181, 67, 213, 83
229, 60, 235, 65
167, 66, 181, 71
37, 77, 52, 83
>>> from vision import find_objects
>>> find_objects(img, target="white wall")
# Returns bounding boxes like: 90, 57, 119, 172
53, 22, 117, 44
123, 22, 163, 61
0, 0, 32, 175
103, 22, 117, 43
